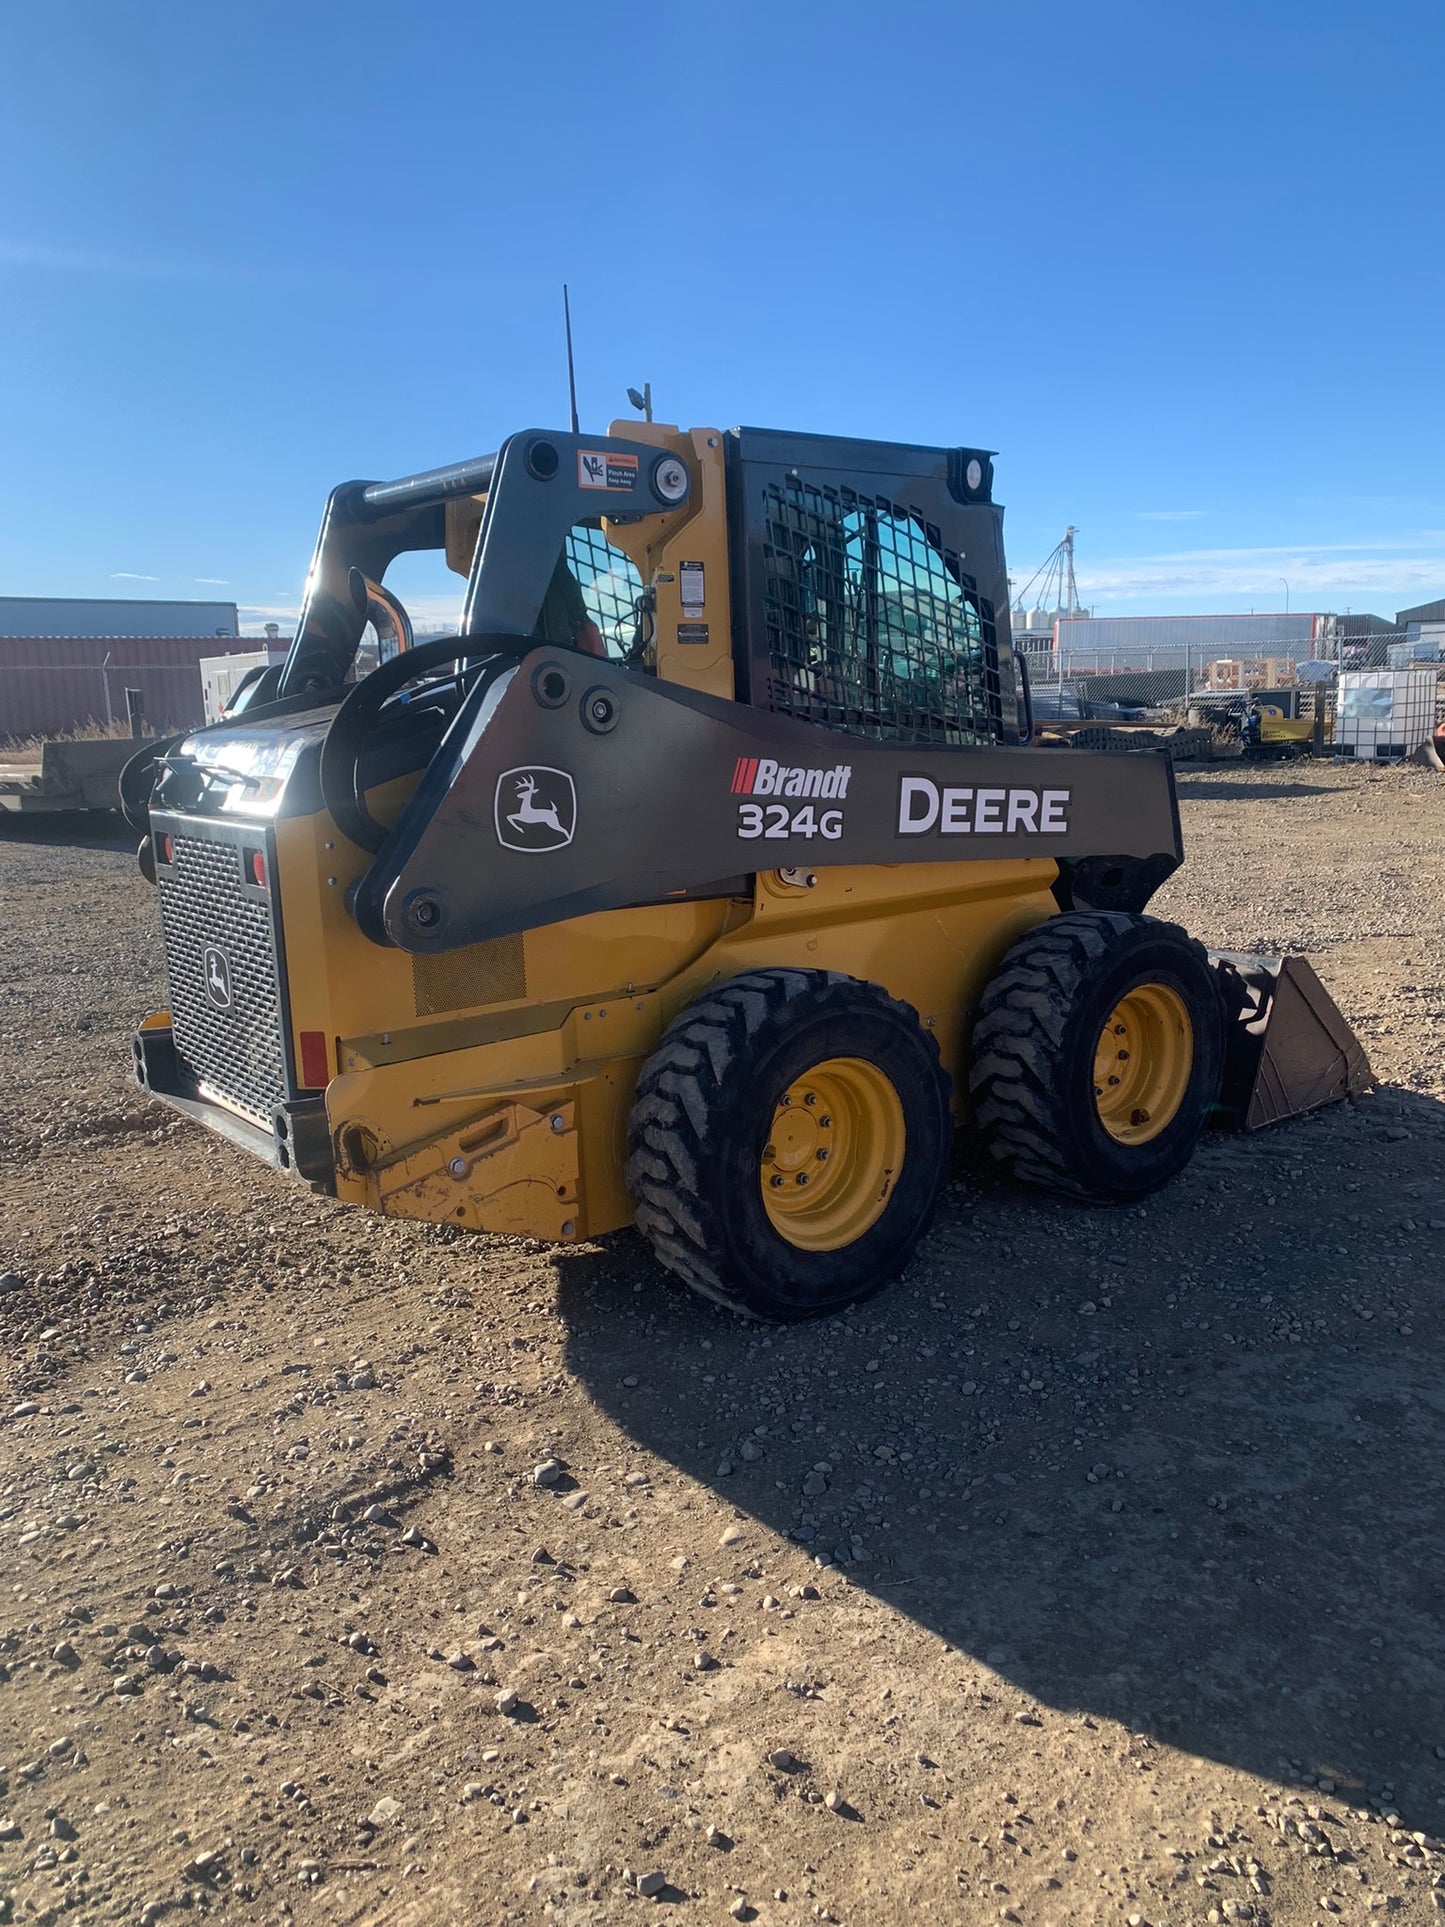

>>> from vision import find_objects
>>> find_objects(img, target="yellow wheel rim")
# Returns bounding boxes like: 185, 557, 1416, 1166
760, 1057, 906, 1253
1092, 983, 1194, 1145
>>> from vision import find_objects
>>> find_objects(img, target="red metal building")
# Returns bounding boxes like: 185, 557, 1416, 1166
0, 635, 259, 740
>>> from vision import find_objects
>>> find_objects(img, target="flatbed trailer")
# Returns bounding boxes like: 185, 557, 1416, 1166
0, 737, 156, 814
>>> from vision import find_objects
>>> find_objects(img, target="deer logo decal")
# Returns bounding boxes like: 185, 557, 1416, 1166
493, 767, 577, 853
202, 945, 233, 1009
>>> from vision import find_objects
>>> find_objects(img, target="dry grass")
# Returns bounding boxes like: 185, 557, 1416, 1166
0, 717, 145, 752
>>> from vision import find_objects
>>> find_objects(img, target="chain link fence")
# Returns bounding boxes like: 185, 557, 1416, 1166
1021, 629, 1444, 755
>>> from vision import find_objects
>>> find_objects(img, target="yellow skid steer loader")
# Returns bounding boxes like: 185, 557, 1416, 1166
123, 423, 1370, 1318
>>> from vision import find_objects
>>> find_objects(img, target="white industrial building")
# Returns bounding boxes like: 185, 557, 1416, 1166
1396, 598, 1445, 664
0, 595, 238, 639
1038, 612, 1336, 669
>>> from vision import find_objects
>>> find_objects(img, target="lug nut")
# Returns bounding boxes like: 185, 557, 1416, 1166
816, 1149, 829, 1162
804, 1092, 817, 1106
796, 1173, 810, 1187
770, 1174, 784, 1189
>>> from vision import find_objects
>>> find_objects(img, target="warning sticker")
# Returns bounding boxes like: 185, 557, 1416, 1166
677, 622, 710, 646
679, 560, 705, 615
578, 450, 638, 491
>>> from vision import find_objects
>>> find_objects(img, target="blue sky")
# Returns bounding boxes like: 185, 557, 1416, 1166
1, 0, 1441, 633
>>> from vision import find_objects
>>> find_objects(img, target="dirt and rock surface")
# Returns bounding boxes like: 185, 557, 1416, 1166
1, 760, 1443, 1927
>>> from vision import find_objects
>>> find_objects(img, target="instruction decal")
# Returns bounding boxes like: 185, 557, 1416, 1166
677, 622, 710, 646
679, 559, 705, 616
578, 450, 638, 491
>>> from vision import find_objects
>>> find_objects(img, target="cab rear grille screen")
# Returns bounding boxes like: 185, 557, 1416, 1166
760, 480, 1001, 744
159, 834, 289, 1128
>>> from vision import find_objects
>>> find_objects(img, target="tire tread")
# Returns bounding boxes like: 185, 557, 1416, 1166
967, 911, 1215, 1200
626, 968, 946, 1317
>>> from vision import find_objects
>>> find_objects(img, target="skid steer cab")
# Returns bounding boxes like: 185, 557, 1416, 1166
124, 423, 1370, 1319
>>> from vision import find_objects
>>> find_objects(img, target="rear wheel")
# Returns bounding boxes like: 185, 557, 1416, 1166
626, 969, 952, 1320
968, 911, 1223, 1200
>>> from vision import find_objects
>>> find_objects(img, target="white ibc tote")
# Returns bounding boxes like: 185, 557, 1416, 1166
1335, 670, 1437, 761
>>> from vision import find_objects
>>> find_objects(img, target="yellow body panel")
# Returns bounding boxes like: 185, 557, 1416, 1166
369, 1096, 581, 1237
270, 805, 1058, 1243
599, 422, 736, 701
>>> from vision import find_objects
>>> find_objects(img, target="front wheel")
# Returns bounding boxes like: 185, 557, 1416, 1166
968, 911, 1223, 1201
625, 969, 952, 1320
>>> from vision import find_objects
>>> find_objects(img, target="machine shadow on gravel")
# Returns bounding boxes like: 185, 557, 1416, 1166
557, 1090, 1445, 1834
1174, 777, 1356, 802
0, 811, 136, 853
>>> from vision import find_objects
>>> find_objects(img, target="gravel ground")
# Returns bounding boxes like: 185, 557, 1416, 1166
1, 759, 1443, 1927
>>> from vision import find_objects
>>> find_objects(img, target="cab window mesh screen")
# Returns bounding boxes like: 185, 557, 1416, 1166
761, 480, 1001, 743
563, 525, 646, 659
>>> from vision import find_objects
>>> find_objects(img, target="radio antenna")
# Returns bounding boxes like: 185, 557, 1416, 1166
562, 285, 580, 435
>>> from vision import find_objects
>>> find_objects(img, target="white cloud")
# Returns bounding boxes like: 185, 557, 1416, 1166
237, 601, 302, 635
0, 236, 356, 290
194, 577, 230, 586
239, 592, 470, 638
110, 571, 160, 581
386, 593, 466, 629
1079, 537, 1445, 607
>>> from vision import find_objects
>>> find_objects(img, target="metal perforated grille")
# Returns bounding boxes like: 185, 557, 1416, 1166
761, 481, 1001, 744
412, 935, 527, 1016
158, 834, 289, 1128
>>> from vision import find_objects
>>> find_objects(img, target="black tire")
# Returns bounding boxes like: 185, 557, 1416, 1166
625, 969, 952, 1320
968, 911, 1223, 1201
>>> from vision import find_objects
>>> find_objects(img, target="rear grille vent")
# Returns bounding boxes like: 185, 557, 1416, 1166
413, 935, 526, 1016
159, 834, 289, 1128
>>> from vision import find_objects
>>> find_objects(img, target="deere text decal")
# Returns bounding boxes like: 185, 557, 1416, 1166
897, 776, 1071, 836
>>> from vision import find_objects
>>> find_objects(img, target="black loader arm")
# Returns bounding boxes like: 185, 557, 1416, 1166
349, 650, 1182, 952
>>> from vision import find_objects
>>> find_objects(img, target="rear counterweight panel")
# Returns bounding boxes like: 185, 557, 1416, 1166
151, 812, 297, 1129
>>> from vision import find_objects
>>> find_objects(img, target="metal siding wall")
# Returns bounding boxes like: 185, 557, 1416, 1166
0, 598, 238, 638
0, 636, 244, 669
0, 638, 256, 738
1054, 614, 1318, 655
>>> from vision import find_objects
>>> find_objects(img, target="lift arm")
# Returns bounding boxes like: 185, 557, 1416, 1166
349, 648, 1184, 953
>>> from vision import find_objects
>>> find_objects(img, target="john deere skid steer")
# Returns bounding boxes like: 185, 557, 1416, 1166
124, 423, 1370, 1318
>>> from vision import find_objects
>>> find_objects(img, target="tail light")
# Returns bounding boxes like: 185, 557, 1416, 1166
298, 1030, 330, 1089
